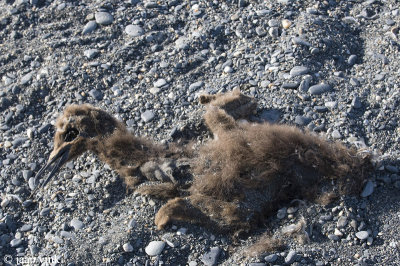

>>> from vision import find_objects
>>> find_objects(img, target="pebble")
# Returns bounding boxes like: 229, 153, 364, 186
89, 89, 103, 101
70, 218, 85, 230
141, 110, 155, 122
40, 207, 51, 216
189, 81, 204, 91
84, 49, 99, 59
328, 234, 339, 241
352, 96, 362, 109
361, 181, 374, 197
201, 247, 221, 266
281, 82, 299, 89
308, 83, 331, 95
337, 216, 347, 228
125, 25, 144, 37
295, 115, 312, 126
331, 130, 342, 139
290, 66, 309, 77
175, 37, 189, 50
95, 12, 114, 25
82, 21, 97, 34
385, 165, 399, 173
348, 55, 357, 66
20, 224, 32, 232
10, 239, 22, 248
277, 207, 287, 219
264, 254, 278, 263
282, 19, 292, 29
145, 241, 165, 256
28, 177, 36, 190
292, 37, 311, 46
154, 79, 167, 88
123, 243, 134, 252
285, 250, 297, 264
20, 72, 33, 85
356, 231, 369, 240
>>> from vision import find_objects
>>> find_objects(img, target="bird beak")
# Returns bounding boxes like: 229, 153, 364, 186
30, 144, 71, 197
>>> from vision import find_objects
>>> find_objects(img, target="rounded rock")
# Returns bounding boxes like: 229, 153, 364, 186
123, 243, 134, 252
95, 12, 114, 25
308, 83, 331, 95
264, 254, 278, 263
361, 181, 374, 197
145, 241, 165, 256
70, 219, 85, 230
356, 231, 369, 240
290, 66, 309, 77
82, 21, 97, 34
125, 25, 144, 37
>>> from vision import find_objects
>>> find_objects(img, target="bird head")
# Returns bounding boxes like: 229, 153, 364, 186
31, 104, 124, 195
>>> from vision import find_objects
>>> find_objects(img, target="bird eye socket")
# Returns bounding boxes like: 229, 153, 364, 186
64, 128, 79, 142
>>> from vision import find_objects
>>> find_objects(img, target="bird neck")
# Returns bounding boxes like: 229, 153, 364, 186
89, 129, 166, 172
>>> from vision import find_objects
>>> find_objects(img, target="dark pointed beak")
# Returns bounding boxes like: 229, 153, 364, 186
30, 144, 71, 198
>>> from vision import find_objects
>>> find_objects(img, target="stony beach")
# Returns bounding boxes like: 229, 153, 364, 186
1, 0, 400, 265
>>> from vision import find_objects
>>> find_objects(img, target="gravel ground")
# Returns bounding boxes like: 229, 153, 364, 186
1, 0, 400, 265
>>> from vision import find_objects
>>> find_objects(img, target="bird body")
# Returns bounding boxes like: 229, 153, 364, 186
33, 90, 372, 243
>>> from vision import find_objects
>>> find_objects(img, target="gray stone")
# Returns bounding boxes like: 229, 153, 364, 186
28, 177, 36, 190
22, 170, 32, 181
299, 79, 311, 93
277, 207, 287, 219
141, 110, 155, 122
175, 37, 189, 50
40, 207, 51, 216
10, 238, 22, 247
268, 27, 279, 38
12, 137, 27, 148
154, 79, 167, 88
255, 26, 267, 37
145, 241, 165, 256
189, 81, 204, 91
309, 83, 331, 95
89, 89, 103, 101
337, 216, 347, 228
123, 243, 134, 252
128, 218, 136, 229
361, 181, 374, 197
281, 82, 299, 89
352, 96, 362, 109
21, 72, 33, 85
201, 247, 221, 266
264, 254, 278, 263
292, 37, 311, 46
95, 12, 113, 25
356, 231, 369, 240
325, 101, 337, 109
82, 21, 97, 34
53, 236, 63, 244
348, 55, 357, 66
385, 165, 399, 173
290, 66, 309, 77
260, 109, 280, 123
125, 25, 144, 37
60, 231, 74, 239
328, 234, 339, 241
70, 219, 85, 230
331, 130, 342, 139
84, 49, 99, 59
285, 250, 297, 264
295, 115, 312, 126
20, 224, 32, 232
